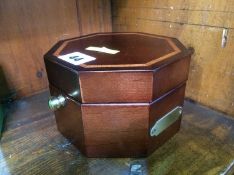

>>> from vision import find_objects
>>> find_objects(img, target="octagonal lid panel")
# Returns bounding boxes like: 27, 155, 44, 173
47, 33, 190, 71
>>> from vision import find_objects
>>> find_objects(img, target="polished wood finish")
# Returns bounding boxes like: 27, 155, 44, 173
82, 103, 148, 157
153, 56, 190, 99
45, 59, 82, 101
45, 33, 191, 103
0, 0, 112, 98
79, 71, 153, 103
54, 34, 178, 68
148, 84, 185, 154
50, 84, 185, 157
47, 33, 190, 71
49, 85, 85, 153
79, 56, 190, 103
45, 32, 191, 157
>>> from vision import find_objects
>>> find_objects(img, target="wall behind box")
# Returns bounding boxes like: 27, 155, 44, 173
0, 0, 111, 97
112, 0, 234, 116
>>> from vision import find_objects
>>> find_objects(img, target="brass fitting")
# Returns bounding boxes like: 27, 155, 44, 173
48, 95, 67, 110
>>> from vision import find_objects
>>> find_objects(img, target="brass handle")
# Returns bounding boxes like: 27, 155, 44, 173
150, 106, 182, 137
48, 95, 67, 110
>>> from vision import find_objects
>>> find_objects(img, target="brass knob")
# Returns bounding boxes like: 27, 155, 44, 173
48, 95, 67, 110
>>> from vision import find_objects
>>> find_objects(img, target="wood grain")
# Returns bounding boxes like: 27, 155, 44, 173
79, 71, 153, 103
49, 83, 186, 157
53, 33, 182, 69
148, 84, 186, 154
82, 103, 149, 157
77, 0, 112, 35
45, 33, 191, 103
112, 0, 234, 116
153, 56, 190, 99
0, 0, 112, 98
49, 85, 85, 153
0, 0, 80, 97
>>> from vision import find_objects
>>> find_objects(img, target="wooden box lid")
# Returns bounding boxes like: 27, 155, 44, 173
46, 32, 190, 71
45, 32, 191, 103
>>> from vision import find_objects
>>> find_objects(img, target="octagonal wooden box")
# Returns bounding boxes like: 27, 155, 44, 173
44, 32, 191, 158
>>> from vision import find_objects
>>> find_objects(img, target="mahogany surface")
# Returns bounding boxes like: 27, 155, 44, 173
57, 34, 174, 66
148, 84, 185, 154
82, 103, 148, 157
45, 32, 191, 103
45, 32, 191, 157
79, 71, 153, 103
49, 84, 185, 157
153, 57, 190, 99
46, 33, 190, 71
49, 85, 85, 153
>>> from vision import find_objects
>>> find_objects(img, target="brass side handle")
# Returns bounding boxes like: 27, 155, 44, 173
150, 106, 182, 137
48, 95, 67, 110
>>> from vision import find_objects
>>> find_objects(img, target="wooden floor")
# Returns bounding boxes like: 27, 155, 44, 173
0, 91, 234, 175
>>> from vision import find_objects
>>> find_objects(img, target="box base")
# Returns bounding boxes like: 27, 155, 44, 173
50, 83, 185, 158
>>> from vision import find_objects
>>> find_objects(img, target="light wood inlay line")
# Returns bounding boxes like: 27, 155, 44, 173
53, 33, 181, 68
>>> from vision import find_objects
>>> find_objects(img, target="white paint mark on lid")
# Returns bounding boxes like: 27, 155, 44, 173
86, 46, 120, 54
